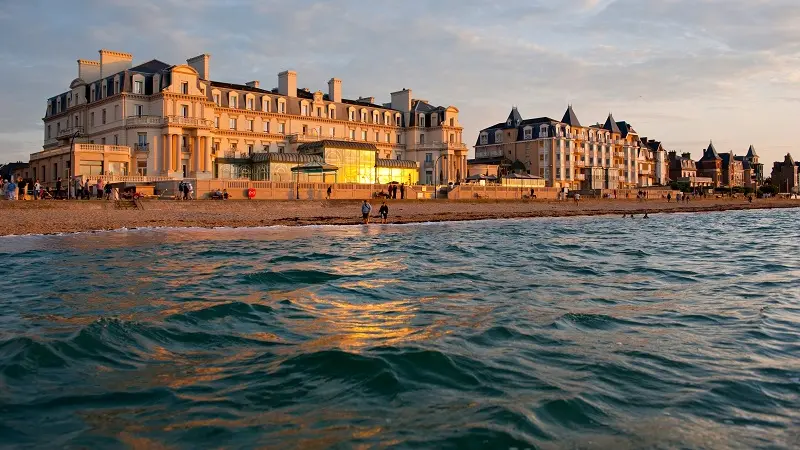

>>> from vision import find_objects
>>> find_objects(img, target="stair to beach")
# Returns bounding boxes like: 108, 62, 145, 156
114, 199, 142, 210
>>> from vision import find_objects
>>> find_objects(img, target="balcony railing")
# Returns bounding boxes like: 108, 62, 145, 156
416, 142, 466, 151
56, 126, 84, 138
574, 160, 586, 167
134, 143, 149, 152
164, 115, 213, 128
126, 115, 163, 126
575, 174, 586, 181
223, 150, 251, 159
75, 144, 130, 153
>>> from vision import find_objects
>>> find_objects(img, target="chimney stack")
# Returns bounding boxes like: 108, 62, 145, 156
187, 54, 211, 80
391, 88, 412, 113
245, 80, 260, 88
278, 70, 297, 97
77, 59, 101, 83
328, 78, 342, 103
99, 49, 133, 80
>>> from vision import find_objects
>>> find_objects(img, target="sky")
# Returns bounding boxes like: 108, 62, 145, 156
0, 0, 798, 164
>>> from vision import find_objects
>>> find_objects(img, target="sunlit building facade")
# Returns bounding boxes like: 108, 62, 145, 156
32, 49, 465, 185
470, 106, 667, 190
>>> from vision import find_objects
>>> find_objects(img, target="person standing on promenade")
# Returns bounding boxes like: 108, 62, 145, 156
83, 179, 90, 199
34, 180, 41, 200
6, 178, 17, 200
55, 177, 63, 199
187, 181, 194, 200
361, 200, 372, 224
400, 183, 405, 200
18, 179, 26, 201
574, 193, 580, 205
326, 185, 332, 200
379, 201, 389, 224
104, 182, 112, 200
96, 178, 104, 200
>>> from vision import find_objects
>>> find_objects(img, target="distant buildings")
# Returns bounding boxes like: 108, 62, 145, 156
771, 154, 800, 193
470, 106, 667, 190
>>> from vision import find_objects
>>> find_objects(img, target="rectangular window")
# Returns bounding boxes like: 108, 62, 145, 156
302, 125, 308, 135
134, 81, 143, 94
181, 105, 189, 117
302, 104, 309, 116
101, 137, 106, 145
137, 133, 147, 146
137, 160, 147, 176
361, 130, 367, 140
230, 96, 238, 108
214, 117, 220, 128
396, 134, 401, 144
101, 109, 106, 124
278, 123, 285, 134
47, 125, 51, 139
349, 110, 355, 121
374, 132, 379, 141
385, 132, 390, 143
425, 153, 433, 162
247, 98, 254, 110
181, 82, 188, 94
213, 94, 220, 105
247, 144, 253, 156
247, 119, 254, 131
229, 118, 237, 130
135, 105, 144, 116
329, 127, 335, 137
113, 134, 118, 145
278, 102, 285, 113
90, 112, 95, 126
350, 129, 356, 140
316, 107, 322, 117
263, 121, 270, 133
114, 105, 119, 120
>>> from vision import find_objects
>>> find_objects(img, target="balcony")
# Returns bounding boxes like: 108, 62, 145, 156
423, 161, 434, 169
417, 141, 467, 151
575, 174, 586, 181
56, 126, 84, 138
223, 150, 251, 159
30, 143, 131, 162
164, 115, 213, 128
574, 160, 586, 167
126, 115, 163, 127
134, 143, 149, 152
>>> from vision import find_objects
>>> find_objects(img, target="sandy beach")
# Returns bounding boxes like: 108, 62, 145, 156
0, 197, 797, 236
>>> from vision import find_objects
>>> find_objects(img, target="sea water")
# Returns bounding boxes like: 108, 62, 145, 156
1, 209, 798, 449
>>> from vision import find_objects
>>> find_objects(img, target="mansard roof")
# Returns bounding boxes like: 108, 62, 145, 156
561, 105, 581, 127
603, 114, 621, 134
700, 141, 721, 161
130, 59, 171, 74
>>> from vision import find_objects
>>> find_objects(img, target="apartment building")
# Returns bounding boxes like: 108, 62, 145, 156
32, 49, 466, 185
470, 106, 666, 190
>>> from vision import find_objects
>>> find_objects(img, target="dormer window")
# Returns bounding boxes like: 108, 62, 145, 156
419, 114, 425, 127
480, 133, 488, 145
495, 130, 503, 143
349, 108, 356, 121
373, 112, 379, 123
181, 82, 188, 94
133, 81, 143, 94
523, 126, 533, 140
395, 114, 402, 126
262, 96, 270, 112
360, 110, 367, 122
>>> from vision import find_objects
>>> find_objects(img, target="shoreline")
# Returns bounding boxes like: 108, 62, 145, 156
1, 198, 798, 237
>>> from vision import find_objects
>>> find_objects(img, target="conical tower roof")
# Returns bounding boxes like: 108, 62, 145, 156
746, 145, 758, 158
505, 107, 522, 128
700, 141, 721, 161
603, 113, 621, 133
561, 105, 582, 127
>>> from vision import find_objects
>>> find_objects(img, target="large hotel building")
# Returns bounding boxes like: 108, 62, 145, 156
469, 106, 668, 190
32, 49, 467, 186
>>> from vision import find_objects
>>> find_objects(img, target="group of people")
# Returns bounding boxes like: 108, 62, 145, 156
360, 200, 390, 224
666, 192, 693, 203
177, 180, 194, 200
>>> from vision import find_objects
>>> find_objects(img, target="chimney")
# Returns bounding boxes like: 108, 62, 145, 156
99, 49, 133, 79
245, 80, 260, 88
278, 70, 297, 97
357, 96, 375, 104
391, 88, 412, 113
187, 53, 211, 80
328, 78, 342, 103
77, 59, 101, 83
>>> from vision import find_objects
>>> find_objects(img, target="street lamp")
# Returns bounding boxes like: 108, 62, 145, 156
433, 154, 447, 199
68, 127, 82, 199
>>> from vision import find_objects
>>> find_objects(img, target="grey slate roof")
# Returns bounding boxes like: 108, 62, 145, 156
376, 158, 418, 169
297, 140, 379, 153
130, 59, 171, 74
603, 114, 621, 134
746, 145, 758, 158
700, 141, 721, 161
561, 105, 581, 127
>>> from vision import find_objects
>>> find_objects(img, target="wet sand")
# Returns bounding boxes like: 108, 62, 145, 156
0, 197, 797, 236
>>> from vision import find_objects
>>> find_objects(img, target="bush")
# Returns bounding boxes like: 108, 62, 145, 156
759, 185, 779, 195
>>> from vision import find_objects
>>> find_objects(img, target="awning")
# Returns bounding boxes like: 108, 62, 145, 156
290, 161, 339, 173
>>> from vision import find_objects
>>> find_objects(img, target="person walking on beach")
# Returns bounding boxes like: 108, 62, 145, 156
361, 200, 372, 224
378, 201, 389, 224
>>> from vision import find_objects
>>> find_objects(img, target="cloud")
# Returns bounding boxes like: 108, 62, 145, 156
0, 0, 797, 164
